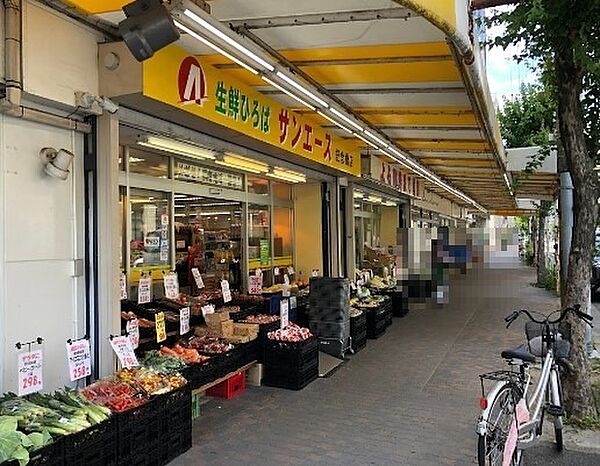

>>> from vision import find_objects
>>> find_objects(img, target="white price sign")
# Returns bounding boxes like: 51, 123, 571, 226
287, 266, 295, 276
17, 350, 43, 396
273, 267, 280, 276
289, 296, 297, 310
126, 319, 140, 349
120, 273, 128, 300
191, 268, 205, 289
282, 284, 291, 297
110, 336, 139, 368
283, 274, 290, 285
280, 299, 289, 329
137, 277, 152, 304
255, 268, 262, 276
201, 304, 215, 318
65, 339, 91, 382
221, 280, 232, 303
163, 273, 180, 300
180, 307, 190, 335
311, 269, 319, 277
248, 274, 263, 295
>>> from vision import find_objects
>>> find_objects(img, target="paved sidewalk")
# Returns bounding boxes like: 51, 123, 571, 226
172, 265, 598, 465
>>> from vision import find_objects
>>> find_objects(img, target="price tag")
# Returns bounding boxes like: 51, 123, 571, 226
283, 274, 290, 285
120, 273, 127, 300
163, 273, 180, 300
248, 274, 263, 295
280, 299, 289, 329
155, 312, 167, 343
221, 280, 232, 303
161, 213, 169, 226
255, 268, 262, 276
191, 268, 205, 289
273, 267, 280, 276
180, 307, 190, 335
287, 266, 295, 276
126, 319, 139, 349
392, 266, 398, 278
110, 336, 138, 368
201, 304, 215, 318
137, 277, 152, 304
17, 350, 43, 396
282, 284, 291, 297
363, 272, 370, 283
65, 339, 91, 382
289, 296, 297, 310
311, 269, 319, 277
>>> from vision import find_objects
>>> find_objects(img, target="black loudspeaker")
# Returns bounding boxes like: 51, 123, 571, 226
119, 0, 180, 62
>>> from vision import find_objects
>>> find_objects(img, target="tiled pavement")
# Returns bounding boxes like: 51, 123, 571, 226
171, 265, 597, 465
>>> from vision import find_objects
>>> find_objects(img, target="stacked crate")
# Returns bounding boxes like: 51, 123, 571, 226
263, 337, 319, 390
350, 310, 367, 353
308, 278, 351, 358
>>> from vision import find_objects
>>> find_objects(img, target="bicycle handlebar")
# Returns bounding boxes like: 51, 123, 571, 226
505, 304, 593, 329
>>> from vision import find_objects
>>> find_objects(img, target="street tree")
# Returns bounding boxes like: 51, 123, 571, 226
484, 0, 600, 419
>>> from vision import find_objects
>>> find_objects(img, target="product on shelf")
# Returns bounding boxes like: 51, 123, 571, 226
159, 345, 210, 364
185, 336, 234, 355
116, 367, 185, 395
242, 314, 279, 324
81, 379, 148, 413
267, 323, 313, 343
142, 350, 187, 374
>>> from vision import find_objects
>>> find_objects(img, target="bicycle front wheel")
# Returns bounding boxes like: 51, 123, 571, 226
478, 384, 521, 466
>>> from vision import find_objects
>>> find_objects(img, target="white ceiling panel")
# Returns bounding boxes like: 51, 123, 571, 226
378, 128, 485, 140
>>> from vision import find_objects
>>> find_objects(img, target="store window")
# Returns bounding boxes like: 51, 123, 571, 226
174, 195, 242, 291
273, 206, 293, 278
128, 148, 169, 178
248, 204, 272, 284
248, 175, 269, 195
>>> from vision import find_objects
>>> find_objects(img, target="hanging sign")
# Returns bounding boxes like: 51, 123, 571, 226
282, 284, 291, 297
259, 240, 270, 266
180, 307, 190, 335
280, 299, 289, 329
155, 312, 167, 343
126, 319, 140, 349
283, 274, 290, 285
110, 336, 139, 368
289, 296, 297, 310
17, 350, 43, 396
201, 304, 215, 318
159, 239, 169, 262
65, 339, 91, 382
287, 266, 295, 276
366, 156, 424, 199
248, 274, 263, 295
191, 268, 205, 288
221, 280, 232, 303
137, 277, 152, 304
163, 273, 180, 300
120, 273, 128, 300
273, 267, 280, 276
161, 213, 169, 226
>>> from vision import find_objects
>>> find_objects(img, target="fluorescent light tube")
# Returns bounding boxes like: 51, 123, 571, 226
353, 132, 379, 150
330, 108, 363, 132
174, 20, 258, 75
364, 130, 389, 148
316, 110, 353, 134
275, 71, 329, 108
215, 154, 269, 174
261, 76, 315, 111
183, 9, 274, 72
138, 136, 216, 160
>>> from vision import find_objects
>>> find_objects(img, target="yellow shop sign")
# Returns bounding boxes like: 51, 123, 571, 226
143, 44, 361, 177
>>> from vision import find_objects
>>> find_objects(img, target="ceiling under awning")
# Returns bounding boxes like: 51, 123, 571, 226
65, 0, 519, 214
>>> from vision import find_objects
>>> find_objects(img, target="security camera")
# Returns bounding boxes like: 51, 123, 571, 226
40, 147, 74, 181
100, 96, 119, 114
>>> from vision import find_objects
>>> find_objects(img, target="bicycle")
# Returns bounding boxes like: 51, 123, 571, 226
476, 304, 593, 466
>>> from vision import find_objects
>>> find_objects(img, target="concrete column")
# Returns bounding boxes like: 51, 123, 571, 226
96, 112, 121, 376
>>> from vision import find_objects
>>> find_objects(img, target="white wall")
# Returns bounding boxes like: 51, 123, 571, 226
0, 115, 86, 393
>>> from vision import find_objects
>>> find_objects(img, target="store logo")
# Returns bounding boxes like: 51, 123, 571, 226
178, 56, 207, 106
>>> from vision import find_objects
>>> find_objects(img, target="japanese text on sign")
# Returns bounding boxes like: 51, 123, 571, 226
280, 299, 289, 329
221, 280, 232, 303
138, 277, 152, 304
126, 319, 140, 349
155, 312, 167, 343
120, 273, 127, 300
18, 350, 43, 396
191, 268, 205, 289
215, 81, 271, 134
201, 304, 215, 318
180, 307, 190, 335
66, 339, 91, 382
248, 274, 263, 295
163, 273, 180, 300
110, 336, 139, 368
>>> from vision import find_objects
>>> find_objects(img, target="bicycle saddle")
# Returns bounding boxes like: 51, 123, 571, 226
501, 344, 536, 363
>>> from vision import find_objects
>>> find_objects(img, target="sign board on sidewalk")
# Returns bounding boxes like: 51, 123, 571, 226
65, 339, 91, 382
17, 350, 43, 396
110, 336, 138, 368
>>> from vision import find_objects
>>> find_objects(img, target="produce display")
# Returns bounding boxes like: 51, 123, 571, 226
142, 350, 187, 374
242, 314, 279, 324
0, 414, 52, 466
185, 336, 234, 355
217, 306, 241, 315
262, 284, 299, 294
81, 380, 147, 413
267, 323, 312, 343
351, 295, 387, 309
367, 275, 395, 290
349, 308, 363, 318
159, 345, 210, 364
234, 295, 265, 305
116, 368, 186, 396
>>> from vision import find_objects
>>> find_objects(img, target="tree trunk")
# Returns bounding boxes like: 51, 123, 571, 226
537, 210, 547, 285
555, 38, 599, 419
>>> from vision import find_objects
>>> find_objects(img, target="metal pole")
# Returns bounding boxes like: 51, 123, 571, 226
559, 171, 573, 287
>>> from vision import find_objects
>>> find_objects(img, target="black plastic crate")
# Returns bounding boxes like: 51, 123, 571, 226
163, 424, 192, 463
266, 347, 318, 372
367, 324, 386, 339
309, 320, 350, 339
308, 306, 349, 322
116, 399, 161, 464
63, 418, 117, 466
264, 337, 318, 367
181, 359, 215, 390
263, 359, 319, 391
351, 332, 367, 353
1, 437, 65, 466
154, 385, 192, 435
239, 339, 260, 365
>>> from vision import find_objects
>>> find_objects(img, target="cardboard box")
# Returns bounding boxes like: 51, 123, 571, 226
205, 312, 229, 324
233, 323, 259, 337
246, 363, 263, 386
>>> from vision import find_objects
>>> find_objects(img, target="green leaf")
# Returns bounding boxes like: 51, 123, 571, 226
27, 431, 51, 450
0, 416, 18, 433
